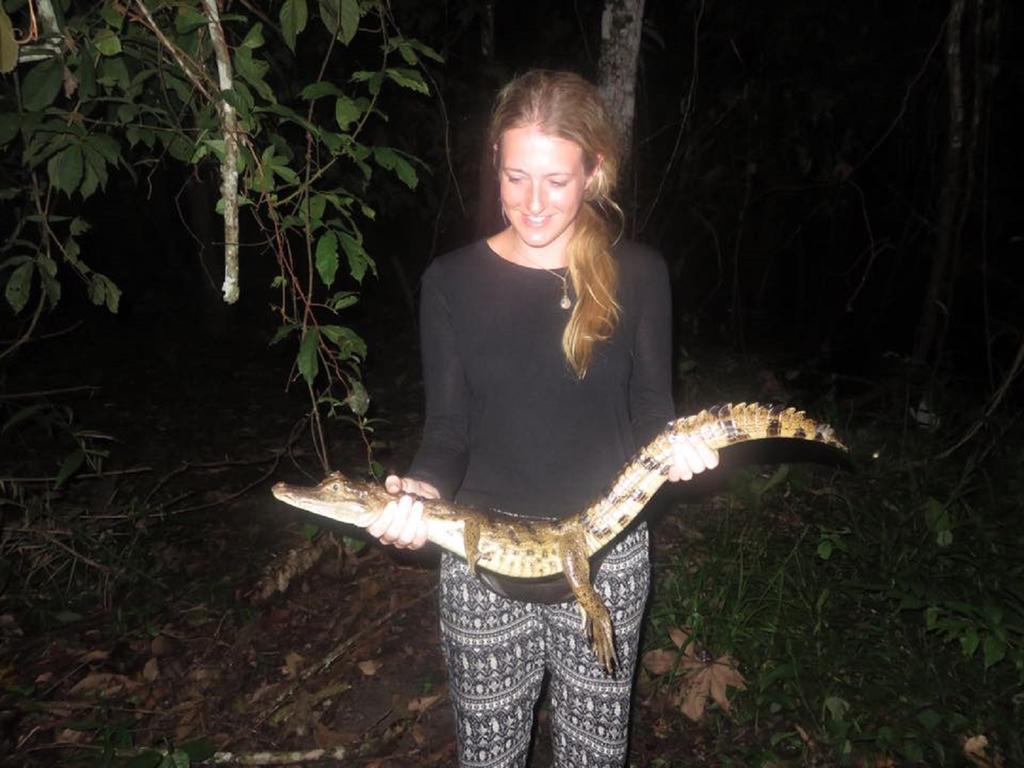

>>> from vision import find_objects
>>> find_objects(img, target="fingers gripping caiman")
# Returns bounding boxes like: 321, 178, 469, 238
271, 403, 848, 673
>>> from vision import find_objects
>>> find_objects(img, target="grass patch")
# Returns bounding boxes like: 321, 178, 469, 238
645, 410, 1024, 766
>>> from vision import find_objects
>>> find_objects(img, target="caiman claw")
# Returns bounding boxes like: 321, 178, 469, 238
583, 603, 618, 674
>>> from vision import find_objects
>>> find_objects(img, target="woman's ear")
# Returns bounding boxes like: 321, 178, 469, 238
586, 154, 605, 195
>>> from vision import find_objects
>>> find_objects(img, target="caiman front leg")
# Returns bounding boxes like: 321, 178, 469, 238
558, 532, 617, 674
462, 517, 482, 575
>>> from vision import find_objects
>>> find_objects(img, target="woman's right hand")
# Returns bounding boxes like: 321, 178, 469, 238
367, 475, 439, 550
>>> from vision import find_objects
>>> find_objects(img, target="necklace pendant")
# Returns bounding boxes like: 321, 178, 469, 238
560, 293, 572, 310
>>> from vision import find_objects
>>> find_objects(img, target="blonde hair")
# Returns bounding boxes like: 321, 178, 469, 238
489, 70, 623, 378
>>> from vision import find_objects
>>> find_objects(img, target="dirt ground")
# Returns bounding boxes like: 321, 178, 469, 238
1, 292, 738, 767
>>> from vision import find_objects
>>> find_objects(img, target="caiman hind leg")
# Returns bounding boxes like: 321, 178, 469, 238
558, 532, 617, 674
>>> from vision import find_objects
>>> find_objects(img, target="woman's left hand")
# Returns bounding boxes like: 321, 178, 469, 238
668, 434, 719, 482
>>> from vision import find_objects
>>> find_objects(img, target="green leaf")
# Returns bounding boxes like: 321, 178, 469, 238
334, 96, 362, 131
175, 6, 208, 35
321, 324, 366, 361
297, 327, 320, 386
81, 144, 111, 198
327, 291, 358, 311
0, 7, 17, 74
269, 323, 297, 345
822, 696, 849, 721
982, 635, 1005, 668
93, 29, 122, 56
351, 69, 383, 96
315, 232, 339, 287
98, 57, 130, 91
396, 40, 418, 65
48, 145, 84, 195
88, 273, 121, 313
340, 232, 373, 282
88, 134, 121, 166
816, 539, 833, 560
5, 261, 33, 313
100, 5, 125, 30
916, 709, 941, 731
70, 218, 91, 236
234, 46, 274, 102
338, 0, 360, 45
302, 81, 341, 100
280, 0, 308, 51
77, 48, 96, 99
3, 402, 48, 434
345, 379, 369, 415
164, 134, 195, 163
54, 449, 85, 489
241, 22, 265, 50
384, 67, 429, 95
406, 38, 444, 63
303, 194, 327, 228
22, 58, 64, 111
373, 146, 418, 188
0, 112, 19, 145
179, 739, 217, 762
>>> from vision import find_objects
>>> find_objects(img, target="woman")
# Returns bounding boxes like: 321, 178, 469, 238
369, 70, 717, 767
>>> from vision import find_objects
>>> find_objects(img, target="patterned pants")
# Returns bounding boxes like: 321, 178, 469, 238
439, 524, 650, 768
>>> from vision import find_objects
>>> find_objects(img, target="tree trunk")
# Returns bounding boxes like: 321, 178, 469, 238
912, 0, 968, 370
475, 0, 501, 238
911, 0, 1000, 374
597, 0, 646, 159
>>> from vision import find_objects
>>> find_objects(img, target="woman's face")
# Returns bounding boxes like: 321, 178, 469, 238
498, 124, 590, 259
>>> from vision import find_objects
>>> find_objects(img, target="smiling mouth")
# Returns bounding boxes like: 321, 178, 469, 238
522, 215, 550, 226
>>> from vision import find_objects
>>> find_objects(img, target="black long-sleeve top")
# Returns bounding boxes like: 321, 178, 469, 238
408, 239, 675, 520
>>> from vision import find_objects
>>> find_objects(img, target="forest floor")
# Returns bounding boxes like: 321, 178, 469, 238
2, 291, 832, 768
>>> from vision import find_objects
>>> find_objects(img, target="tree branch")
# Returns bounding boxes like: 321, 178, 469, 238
201, 0, 240, 304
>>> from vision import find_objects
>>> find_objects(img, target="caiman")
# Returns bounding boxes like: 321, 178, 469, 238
271, 402, 848, 673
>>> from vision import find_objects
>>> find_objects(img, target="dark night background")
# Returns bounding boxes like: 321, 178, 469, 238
2, 0, 1023, 765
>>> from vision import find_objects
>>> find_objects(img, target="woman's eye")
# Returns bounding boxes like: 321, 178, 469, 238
549, 180, 568, 188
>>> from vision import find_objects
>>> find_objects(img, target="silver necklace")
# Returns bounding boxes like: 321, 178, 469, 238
518, 252, 573, 310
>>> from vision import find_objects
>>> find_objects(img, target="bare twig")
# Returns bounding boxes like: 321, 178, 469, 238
164, 455, 281, 516
638, 0, 705, 234
19, 529, 110, 574
133, 1, 215, 102
0, 467, 152, 484
0, 385, 100, 400
932, 331, 1024, 460
258, 586, 438, 724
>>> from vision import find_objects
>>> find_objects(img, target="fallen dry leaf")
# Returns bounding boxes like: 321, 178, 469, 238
281, 651, 305, 678
358, 659, 382, 676
678, 654, 746, 722
150, 635, 178, 656
668, 626, 692, 650
409, 694, 442, 713
313, 721, 350, 748
142, 657, 160, 682
69, 672, 142, 698
56, 728, 88, 744
79, 649, 110, 663
412, 723, 428, 746
642, 648, 678, 675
